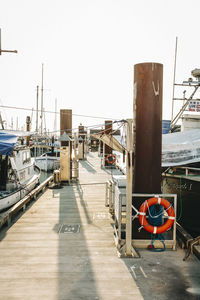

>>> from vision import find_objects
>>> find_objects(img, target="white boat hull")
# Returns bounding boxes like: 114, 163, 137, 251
0, 173, 40, 211
35, 157, 59, 172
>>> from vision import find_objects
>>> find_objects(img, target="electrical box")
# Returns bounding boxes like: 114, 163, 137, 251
60, 146, 70, 181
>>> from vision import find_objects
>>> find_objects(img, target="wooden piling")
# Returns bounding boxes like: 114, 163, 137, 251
26, 116, 31, 145
104, 120, 112, 166
133, 62, 163, 239
78, 124, 87, 159
134, 63, 163, 194
60, 109, 72, 179
60, 109, 72, 143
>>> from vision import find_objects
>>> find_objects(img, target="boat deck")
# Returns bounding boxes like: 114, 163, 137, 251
0, 152, 200, 300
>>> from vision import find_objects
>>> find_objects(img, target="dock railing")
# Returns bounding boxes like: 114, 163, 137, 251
105, 179, 115, 214
106, 180, 177, 251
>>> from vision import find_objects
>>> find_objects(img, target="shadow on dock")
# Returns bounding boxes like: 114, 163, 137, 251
79, 160, 97, 174
52, 184, 99, 299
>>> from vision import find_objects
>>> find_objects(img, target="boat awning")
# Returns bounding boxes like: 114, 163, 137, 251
0, 132, 18, 156
91, 134, 125, 153
162, 129, 200, 167
0, 130, 33, 136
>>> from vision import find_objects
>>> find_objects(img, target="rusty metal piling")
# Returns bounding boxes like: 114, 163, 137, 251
133, 63, 163, 239
134, 62, 163, 194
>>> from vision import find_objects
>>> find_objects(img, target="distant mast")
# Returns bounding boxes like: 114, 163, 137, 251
16, 117, 18, 131
36, 85, 39, 133
54, 98, 57, 137
40, 64, 44, 135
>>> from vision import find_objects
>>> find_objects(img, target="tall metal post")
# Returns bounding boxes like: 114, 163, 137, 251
134, 63, 163, 194
133, 62, 163, 239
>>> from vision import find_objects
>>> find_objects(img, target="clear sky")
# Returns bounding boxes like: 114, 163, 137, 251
0, 0, 200, 133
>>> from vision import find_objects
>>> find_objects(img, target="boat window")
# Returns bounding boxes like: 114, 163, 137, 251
20, 170, 25, 181
44, 151, 60, 157
23, 151, 31, 164
0, 155, 8, 190
27, 151, 30, 160
23, 152, 26, 162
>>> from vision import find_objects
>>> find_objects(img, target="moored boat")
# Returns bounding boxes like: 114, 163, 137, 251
34, 150, 60, 172
0, 132, 40, 211
162, 166, 200, 237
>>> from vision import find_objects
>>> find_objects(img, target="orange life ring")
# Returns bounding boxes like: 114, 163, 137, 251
139, 197, 175, 234
106, 154, 116, 165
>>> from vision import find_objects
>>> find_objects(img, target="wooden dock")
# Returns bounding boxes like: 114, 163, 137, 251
0, 152, 143, 300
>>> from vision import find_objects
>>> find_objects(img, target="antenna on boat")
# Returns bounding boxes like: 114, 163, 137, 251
0, 28, 18, 55
36, 85, 39, 133
171, 36, 178, 122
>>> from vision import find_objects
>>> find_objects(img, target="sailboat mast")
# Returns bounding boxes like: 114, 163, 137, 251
16, 116, 18, 130
40, 63, 44, 135
36, 85, 39, 133
54, 98, 57, 136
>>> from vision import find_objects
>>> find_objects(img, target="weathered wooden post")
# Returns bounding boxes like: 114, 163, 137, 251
60, 109, 72, 182
73, 132, 79, 180
59, 133, 71, 182
104, 120, 112, 167
99, 140, 103, 157
118, 118, 139, 257
26, 116, 31, 145
78, 136, 84, 160
74, 132, 78, 159
125, 119, 135, 256
133, 62, 163, 239
78, 124, 86, 160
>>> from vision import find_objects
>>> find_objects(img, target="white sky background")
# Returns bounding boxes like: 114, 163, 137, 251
0, 0, 200, 133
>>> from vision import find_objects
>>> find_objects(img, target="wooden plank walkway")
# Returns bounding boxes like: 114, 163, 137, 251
0, 152, 143, 300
